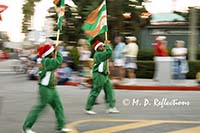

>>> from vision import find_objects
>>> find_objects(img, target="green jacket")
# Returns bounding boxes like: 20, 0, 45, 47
92, 45, 112, 75
39, 52, 63, 87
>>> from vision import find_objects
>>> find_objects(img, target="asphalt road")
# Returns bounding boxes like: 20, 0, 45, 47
0, 74, 200, 133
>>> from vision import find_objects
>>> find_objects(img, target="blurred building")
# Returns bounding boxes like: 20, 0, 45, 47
139, 13, 193, 48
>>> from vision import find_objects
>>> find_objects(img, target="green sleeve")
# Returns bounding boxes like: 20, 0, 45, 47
43, 52, 63, 71
95, 45, 112, 63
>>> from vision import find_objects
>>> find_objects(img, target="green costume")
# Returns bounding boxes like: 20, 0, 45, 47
23, 52, 66, 131
85, 45, 116, 110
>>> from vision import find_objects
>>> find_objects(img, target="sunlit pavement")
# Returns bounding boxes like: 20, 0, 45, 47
0, 74, 200, 133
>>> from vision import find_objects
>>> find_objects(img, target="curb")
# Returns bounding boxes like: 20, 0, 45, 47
64, 81, 80, 86
114, 85, 200, 91
62, 81, 200, 91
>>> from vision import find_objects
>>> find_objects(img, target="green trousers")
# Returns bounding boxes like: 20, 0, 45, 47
85, 73, 116, 110
23, 85, 65, 130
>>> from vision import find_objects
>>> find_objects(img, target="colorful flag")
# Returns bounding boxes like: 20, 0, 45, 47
0, 5, 8, 21
82, 0, 108, 42
65, 0, 77, 8
53, 0, 65, 30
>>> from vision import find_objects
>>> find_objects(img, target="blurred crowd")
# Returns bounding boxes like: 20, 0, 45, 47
153, 36, 189, 81
22, 36, 140, 86
2, 35, 198, 86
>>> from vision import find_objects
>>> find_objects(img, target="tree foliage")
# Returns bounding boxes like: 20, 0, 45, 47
22, 0, 42, 33
22, 0, 150, 43
175, 8, 200, 26
61, 0, 150, 44
0, 32, 9, 49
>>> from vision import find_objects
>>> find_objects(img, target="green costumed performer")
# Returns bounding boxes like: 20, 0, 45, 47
22, 44, 71, 133
85, 40, 120, 115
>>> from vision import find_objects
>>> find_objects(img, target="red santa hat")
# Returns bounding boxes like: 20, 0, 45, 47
38, 44, 55, 58
93, 40, 104, 51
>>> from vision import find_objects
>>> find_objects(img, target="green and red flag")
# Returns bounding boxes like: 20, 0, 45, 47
53, 0, 65, 30
82, 0, 108, 42
0, 5, 8, 21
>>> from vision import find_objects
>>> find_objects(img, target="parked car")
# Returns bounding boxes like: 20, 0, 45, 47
0, 50, 9, 59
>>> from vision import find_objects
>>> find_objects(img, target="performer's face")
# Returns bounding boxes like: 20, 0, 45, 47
47, 52, 54, 58
97, 45, 105, 51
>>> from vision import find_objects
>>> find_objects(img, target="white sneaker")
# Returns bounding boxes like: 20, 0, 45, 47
61, 128, 72, 132
24, 129, 36, 133
56, 128, 72, 132
85, 110, 97, 115
106, 107, 120, 113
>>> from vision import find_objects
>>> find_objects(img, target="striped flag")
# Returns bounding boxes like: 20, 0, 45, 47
0, 5, 8, 21
53, 0, 65, 30
82, 0, 108, 42
65, 0, 77, 8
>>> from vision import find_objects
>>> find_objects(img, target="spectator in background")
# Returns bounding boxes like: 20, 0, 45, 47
154, 36, 168, 57
56, 62, 72, 85
153, 36, 168, 81
112, 36, 126, 81
171, 40, 188, 79
122, 36, 139, 85
77, 39, 92, 67
196, 71, 200, 86
77, 39, 92, 78
79, 59, 93, 88
109, 59, 121, 85
27, 61, 39, 80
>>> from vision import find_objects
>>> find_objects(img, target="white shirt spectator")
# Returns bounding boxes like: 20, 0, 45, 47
171, 47, 187, 59
123, 42, 139, 58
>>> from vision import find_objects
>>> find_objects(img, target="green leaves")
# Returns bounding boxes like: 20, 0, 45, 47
22, 0, 42, 33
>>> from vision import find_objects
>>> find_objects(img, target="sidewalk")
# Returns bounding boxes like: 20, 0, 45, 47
113, 78, 200, 91
118, 78, 198, 86
68, 77, 200, 91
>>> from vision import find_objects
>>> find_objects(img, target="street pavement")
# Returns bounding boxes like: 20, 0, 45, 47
0, 59, 15, 72
0, 73, 200, 133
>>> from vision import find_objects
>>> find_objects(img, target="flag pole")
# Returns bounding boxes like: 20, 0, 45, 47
56, 29, 60, 47
54, 29, 60, 58
105, 31, 110, 74
104, 0, 109, 73
105, 31, 108, 41
53, 0, 65, 58
105, 0, 108, 41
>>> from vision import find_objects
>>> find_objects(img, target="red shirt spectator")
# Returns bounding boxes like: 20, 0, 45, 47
154, 36, 168, 56
154, 42, 168, 56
